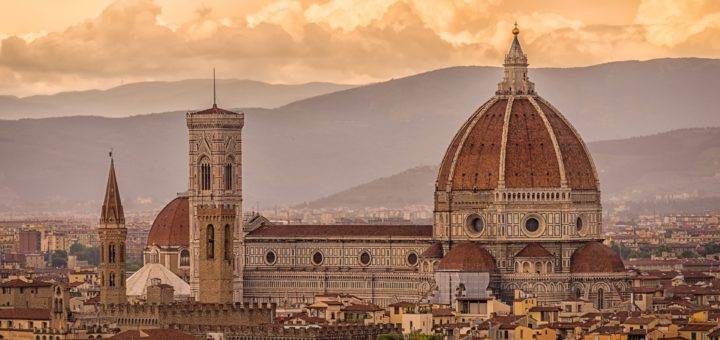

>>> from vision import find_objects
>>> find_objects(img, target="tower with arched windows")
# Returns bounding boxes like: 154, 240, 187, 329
99, 154, 127, 305
187, 102, 244, 303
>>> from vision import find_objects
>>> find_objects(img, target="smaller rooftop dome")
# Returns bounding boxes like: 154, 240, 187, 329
515, 243, 553, 258
437, 242, 496, 272
147, 196, 189, 248
571, 241, 625, 273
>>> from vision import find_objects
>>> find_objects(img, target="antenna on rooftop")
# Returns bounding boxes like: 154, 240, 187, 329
213, 67, 217, 108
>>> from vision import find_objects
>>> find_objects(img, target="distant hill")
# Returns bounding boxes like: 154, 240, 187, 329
299, 166, 439, 209
303, 128, 720, 208
3, 58, 720, 213
0, 79, 354, 119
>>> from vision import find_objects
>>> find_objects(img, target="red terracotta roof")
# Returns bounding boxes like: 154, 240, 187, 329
571, 241, 625, 273
515, 243, 553, 257
247, 224, 432, 238
432, 308, 455, 317
147, 196, 189, 247
679, 323, 717, 331
529, 306, 561, 312
436, 97, 597, 191
0, 308, 50, 320
0, 279, 53, 288
421, 243, 444, 258
437, 242, 496, 272
341, 303, 383, 312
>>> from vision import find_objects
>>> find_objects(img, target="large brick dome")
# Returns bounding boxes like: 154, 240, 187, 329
147, 196, 189, 247
436, 96, 597, 191
436, 28, 597, 192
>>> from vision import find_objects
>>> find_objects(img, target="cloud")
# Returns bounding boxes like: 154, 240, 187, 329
0, 0, 719, 95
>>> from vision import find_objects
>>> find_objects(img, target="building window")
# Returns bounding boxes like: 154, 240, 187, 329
466, 214, 485, 234
597, 288, 605, 310
199, 158, 211, 191
407, 252, 418, 266
576, 216, 584, 232
109, 244, 116, 263
312, 251, 324, 265
206, 225, 215, 259
109, 273, 116, 287
525, 218, 540, 232
224, 224, 232, 261
179, 249, 190, 267
224, 163, 233, 190
359, 251, 371, 266
265, 250, 277, 265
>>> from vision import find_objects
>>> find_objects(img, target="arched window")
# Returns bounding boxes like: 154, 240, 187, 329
109, 273, 115, 287
523, 262, 531, 273
224, 163, 233, 190
206, 225, 215, 259
597, 288, 605, 309
179, 249, 190, 267
199, 157, 211, 191
108, 244, 116, 263
535, 262, 542, 274
224, 224, 232, 261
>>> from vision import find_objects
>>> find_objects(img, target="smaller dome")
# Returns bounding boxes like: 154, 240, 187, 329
147, 196, 189, 248
571, 242, 625, 273
437, 242, 496, 272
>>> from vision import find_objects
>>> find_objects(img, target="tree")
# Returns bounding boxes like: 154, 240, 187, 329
50, 250, 68, 268
680, 250, 697, 259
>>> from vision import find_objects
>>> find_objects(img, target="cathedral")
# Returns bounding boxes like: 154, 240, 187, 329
101, 26, 631, 313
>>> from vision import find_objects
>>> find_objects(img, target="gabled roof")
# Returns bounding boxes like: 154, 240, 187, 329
421, 243, 444, 258
515, 243, 553, 258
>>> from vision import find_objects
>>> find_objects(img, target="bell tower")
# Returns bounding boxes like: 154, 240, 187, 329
98, 153, 127, 305
187, 75, 244, 303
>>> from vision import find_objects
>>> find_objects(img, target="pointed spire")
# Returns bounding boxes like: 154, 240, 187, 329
101, 151, 125, 224
497, 23, 535, 95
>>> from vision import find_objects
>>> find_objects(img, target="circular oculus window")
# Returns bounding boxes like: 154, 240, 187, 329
359, 251, 371, 266
525, 217, 540, 233
467, 214, 485, 234
312, 251, 324, 265
265, 250, 277, 265
406, 252, 418, 266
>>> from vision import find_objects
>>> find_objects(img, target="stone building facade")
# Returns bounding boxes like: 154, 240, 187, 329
114, 26, 631, 312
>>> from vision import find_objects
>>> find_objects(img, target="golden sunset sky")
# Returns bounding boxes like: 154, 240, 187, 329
1, 0, 719, 95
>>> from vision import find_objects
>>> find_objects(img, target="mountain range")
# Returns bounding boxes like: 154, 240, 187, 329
2, 58, 720, 213
303, 127, 720, 208
0, 79, 354, 119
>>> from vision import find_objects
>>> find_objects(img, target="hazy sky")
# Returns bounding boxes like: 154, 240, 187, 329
1, 0, 719, 96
